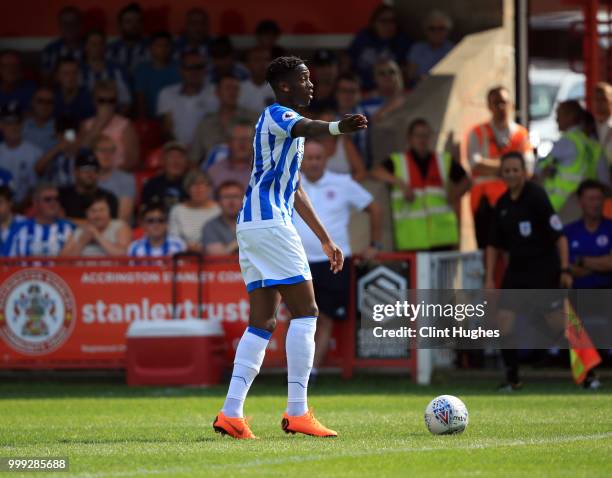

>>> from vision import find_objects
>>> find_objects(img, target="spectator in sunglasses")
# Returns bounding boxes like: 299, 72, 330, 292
128, 201, 186, 257
6, 183, 76, 257
406, 10, 454, 86
23, 86, 57, 152
360, 58, 406, 123
157, 51, 218, 148
80, 79, 140, 171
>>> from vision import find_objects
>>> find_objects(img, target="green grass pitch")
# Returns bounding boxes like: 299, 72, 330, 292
1, 375, 611, 477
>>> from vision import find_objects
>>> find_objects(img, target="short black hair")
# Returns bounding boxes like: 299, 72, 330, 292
55, 55, 79, 70
118, 2, 143, 22
500, 151, 526, 169
256, 19, 281, 36
407, 118, 430, 136
577, 179, 607, 197
85, 191, 112, 212
55, 115, 80, 134
84, 29, 105, 43
0, 185, 13, 202
265, 56, 304, 89
209, 36, 234, 58
140, 201, 167, 218
150, 31, 172, 43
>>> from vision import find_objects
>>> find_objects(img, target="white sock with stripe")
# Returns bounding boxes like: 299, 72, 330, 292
222, 326, 271, 418
286, 316, 317, 416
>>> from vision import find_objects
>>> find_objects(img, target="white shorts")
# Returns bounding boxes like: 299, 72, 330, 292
237, 224, 312, 293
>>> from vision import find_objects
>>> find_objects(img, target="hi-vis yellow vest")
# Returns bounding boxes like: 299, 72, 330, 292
540, 130, 600, 211
390, 151, 459, 250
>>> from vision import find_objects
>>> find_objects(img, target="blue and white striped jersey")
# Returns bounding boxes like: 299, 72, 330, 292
128, 235, 186, 257
7, 219, 76, 257
236, 103, 305, 230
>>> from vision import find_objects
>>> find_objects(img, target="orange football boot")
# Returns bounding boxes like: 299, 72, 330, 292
213, 411, 258, 439
281, 410, 338, 437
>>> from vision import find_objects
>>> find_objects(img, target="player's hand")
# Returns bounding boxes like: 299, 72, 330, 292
560, 271, 573, 289
339, 114, 368, 133
322, 240, 344, 274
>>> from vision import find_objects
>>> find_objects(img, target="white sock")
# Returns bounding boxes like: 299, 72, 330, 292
222, 326, 271, 418
286, 316, 317, 416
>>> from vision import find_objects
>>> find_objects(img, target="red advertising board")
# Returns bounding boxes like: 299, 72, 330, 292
0, 257, 344, 370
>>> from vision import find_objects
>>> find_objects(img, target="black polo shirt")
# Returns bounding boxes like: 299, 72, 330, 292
58, 185, 119, 219
489, 181, 563, 283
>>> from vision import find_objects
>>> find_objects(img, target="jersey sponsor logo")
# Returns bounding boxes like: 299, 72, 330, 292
519, 221, 532, 237
282, 111, 297, 121
596, 234, 609, 247
549, 214, 563, 231
0, 269, 76, 355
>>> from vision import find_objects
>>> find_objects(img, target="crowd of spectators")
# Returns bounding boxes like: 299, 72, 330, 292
0, 1, 611, 283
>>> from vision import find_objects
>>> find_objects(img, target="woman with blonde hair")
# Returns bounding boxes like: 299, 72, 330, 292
80, 79, 140, 171
168, 170, 220, 252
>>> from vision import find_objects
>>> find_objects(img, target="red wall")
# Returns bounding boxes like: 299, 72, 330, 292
0, 0, 379, 36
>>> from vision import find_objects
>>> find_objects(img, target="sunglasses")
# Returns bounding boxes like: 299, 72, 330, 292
183, 63, 206, 71
41, 195, 59, 203
35, 98, 54, 105
145, 217, 166, 224
376, 69, 398, 76
96, 97, 117, 104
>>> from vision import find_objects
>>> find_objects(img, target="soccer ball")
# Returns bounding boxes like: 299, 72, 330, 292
424, 395, 469, 435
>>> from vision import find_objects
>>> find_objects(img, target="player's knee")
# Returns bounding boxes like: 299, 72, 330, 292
300, 302, 318, 319
261, 316, 277, 333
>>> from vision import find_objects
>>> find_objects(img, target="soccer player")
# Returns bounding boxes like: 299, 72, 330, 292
213, 56, 367, 439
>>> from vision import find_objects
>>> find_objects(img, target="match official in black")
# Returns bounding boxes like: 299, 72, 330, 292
484, 151, 571, 391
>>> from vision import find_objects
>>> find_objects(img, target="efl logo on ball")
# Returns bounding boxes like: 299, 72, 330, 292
424, 395, 469, 435
0, 269, 76, 355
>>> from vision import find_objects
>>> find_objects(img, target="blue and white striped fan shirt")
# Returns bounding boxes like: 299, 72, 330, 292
7, 219, 76, 257
128, 235, 186, 257
236, 103, 305, 230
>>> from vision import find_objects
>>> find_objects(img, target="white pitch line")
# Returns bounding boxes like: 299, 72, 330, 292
46, 432, 612, 478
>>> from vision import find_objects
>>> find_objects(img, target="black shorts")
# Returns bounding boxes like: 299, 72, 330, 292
310, 259, 351, 321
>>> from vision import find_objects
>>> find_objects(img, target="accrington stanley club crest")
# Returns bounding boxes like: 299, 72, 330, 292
0, 269, 76, 355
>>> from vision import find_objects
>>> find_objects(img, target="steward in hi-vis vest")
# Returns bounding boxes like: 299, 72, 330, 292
372, 118, 471, 251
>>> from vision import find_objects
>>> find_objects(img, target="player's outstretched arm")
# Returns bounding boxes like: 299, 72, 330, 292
294, 181, 344, 273
291, 114, 368, 139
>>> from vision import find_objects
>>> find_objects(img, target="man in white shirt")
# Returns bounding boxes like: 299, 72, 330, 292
157, 51, 218, 148
238, 47, 275, 112
294, 140, 382, 379
593, 81, 612, 169
0, 103, 42, 208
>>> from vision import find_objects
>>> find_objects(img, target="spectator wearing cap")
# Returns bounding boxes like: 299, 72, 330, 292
207, 36, 250, 84
35, 116, 81, 187
254, 20, 286, 60
237, 47, 275, 112
309, 49, 340, 113
42, 6, 83, 76
54, 57, 95, 122
201, 180, 244, 255
0, 186, 26, 256
79, 30, 132, 112
128, 202, 186, 257
334, 73, 370, 166
141, 142, 189, 211
80, 79, 140, 171
6, 183, 76, 257
0, 103, 42, 207
406, 10, 455, 86
61, 192, 131, 256
360, 58, 406, 123
205, 120, 254, 190
174, 8, 212, 62
106, 2, 149, 73
94, 134, 136, 223
157, 51, 218, 148
189, 75, 258, 165
58, 149, 119, 224
168, 170, 219, 252
348, 4, 412, 91
23, 87, 57, 153
0, 50, 36, 111
135, 31, 180, 118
